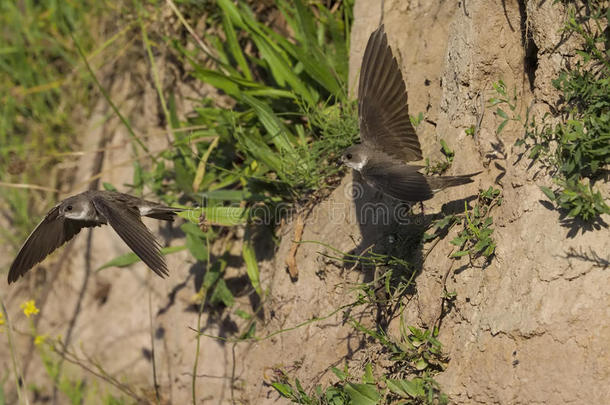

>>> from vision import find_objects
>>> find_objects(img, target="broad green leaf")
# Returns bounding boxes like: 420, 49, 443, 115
293, 0, 317, 49
271, 383, 293, 397
484, 243, 496, 256
539, 186, 556, 201
344, 383, 380, 405
450, 236, 467, 246
186, 233, 208, 261
190, 66, 241, 97
292, 43, 343, 97
473, 239, 490, 253
415, 358, 428, 371
331, 366, 347, 380
178, 206, 249, 226
243, 235, 262, 296
210, 279, 235, 307
386, 378, 425, 398
195, 189, 255, 202
568, 204, 581, 217
174, 155, 194, 193
450, 250, 470, 258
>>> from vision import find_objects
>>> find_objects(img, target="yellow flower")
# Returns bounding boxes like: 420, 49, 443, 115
21, 300, 39, 318
0, 312, 5, 328
34, 334, 47, 346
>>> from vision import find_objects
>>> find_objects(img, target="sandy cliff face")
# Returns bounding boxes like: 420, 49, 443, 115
353, 1, 609, 403
2, 1, 607, 404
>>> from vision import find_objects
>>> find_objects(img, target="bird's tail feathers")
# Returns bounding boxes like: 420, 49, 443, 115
144, 206, 185, 221
429, 171, 482, 191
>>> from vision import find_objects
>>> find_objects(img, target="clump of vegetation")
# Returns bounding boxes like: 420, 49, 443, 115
425, 139, 455, 175
424, 187, 502, 264
154, 0, 358, 208
266, 239, 450, 404
271, 324, 448, 404
90, 0, 359, 313
498, 1, 610, 224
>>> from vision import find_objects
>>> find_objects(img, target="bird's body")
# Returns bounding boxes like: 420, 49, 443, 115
8, 190, 184, 284
342, 25, 480, 202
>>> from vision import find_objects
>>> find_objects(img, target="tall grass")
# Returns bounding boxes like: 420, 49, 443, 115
0, 0, 106, 244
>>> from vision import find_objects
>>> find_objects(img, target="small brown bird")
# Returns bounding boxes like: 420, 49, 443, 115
341, 25, 480, 201
8, 190, 184, 284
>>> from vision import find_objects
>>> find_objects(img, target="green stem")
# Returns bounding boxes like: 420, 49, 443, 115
192, 234, 211, 405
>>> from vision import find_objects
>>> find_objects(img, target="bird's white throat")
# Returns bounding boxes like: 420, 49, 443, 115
345, 157, 368, 172
64, 205, 97, 221
65, 210, 95, 220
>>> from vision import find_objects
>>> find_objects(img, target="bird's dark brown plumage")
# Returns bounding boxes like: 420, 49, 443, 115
8, 190, 183, 284
358, 25, 423, 162
341, 25, 481, 202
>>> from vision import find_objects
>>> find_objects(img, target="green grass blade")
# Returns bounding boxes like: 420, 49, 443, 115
241, 94, 297, 155
242, 232, 262, 297
218, 0, 252, 80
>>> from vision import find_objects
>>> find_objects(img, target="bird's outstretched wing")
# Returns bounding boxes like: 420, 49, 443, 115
362, 160, 433, 202
8, 206, 88, 283
358, 25, 423, 162
92, 195, 168, 278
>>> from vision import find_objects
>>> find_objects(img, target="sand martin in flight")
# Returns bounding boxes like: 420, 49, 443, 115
342, 25, 480, 202
8, 190, 184, 284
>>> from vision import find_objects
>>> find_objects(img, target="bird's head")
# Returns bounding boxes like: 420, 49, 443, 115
59, 196, 93, 220
341, 144, 368, 171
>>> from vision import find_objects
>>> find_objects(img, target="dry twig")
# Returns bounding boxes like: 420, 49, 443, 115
285, 214, 305, 279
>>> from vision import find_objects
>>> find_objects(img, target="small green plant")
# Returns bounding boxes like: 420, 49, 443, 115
425, 139, 455, 175
465, 125, 475, 137
450, 187, 501, 261
272, 364, 376, 405
161, 0, 357, 204
425, 187, 502, 263
313, 239, 418, 310
269, 238, 448, 404
489, 79, 524, 135
398, 326, 446, 372
541, 179, 609, 221
506, 2, 609, 224
410, 112, 424, 127
272, 331, 449, 405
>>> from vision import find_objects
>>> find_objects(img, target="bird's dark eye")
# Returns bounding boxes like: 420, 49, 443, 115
346, 153, 353, 160
66, 205, 73, 211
